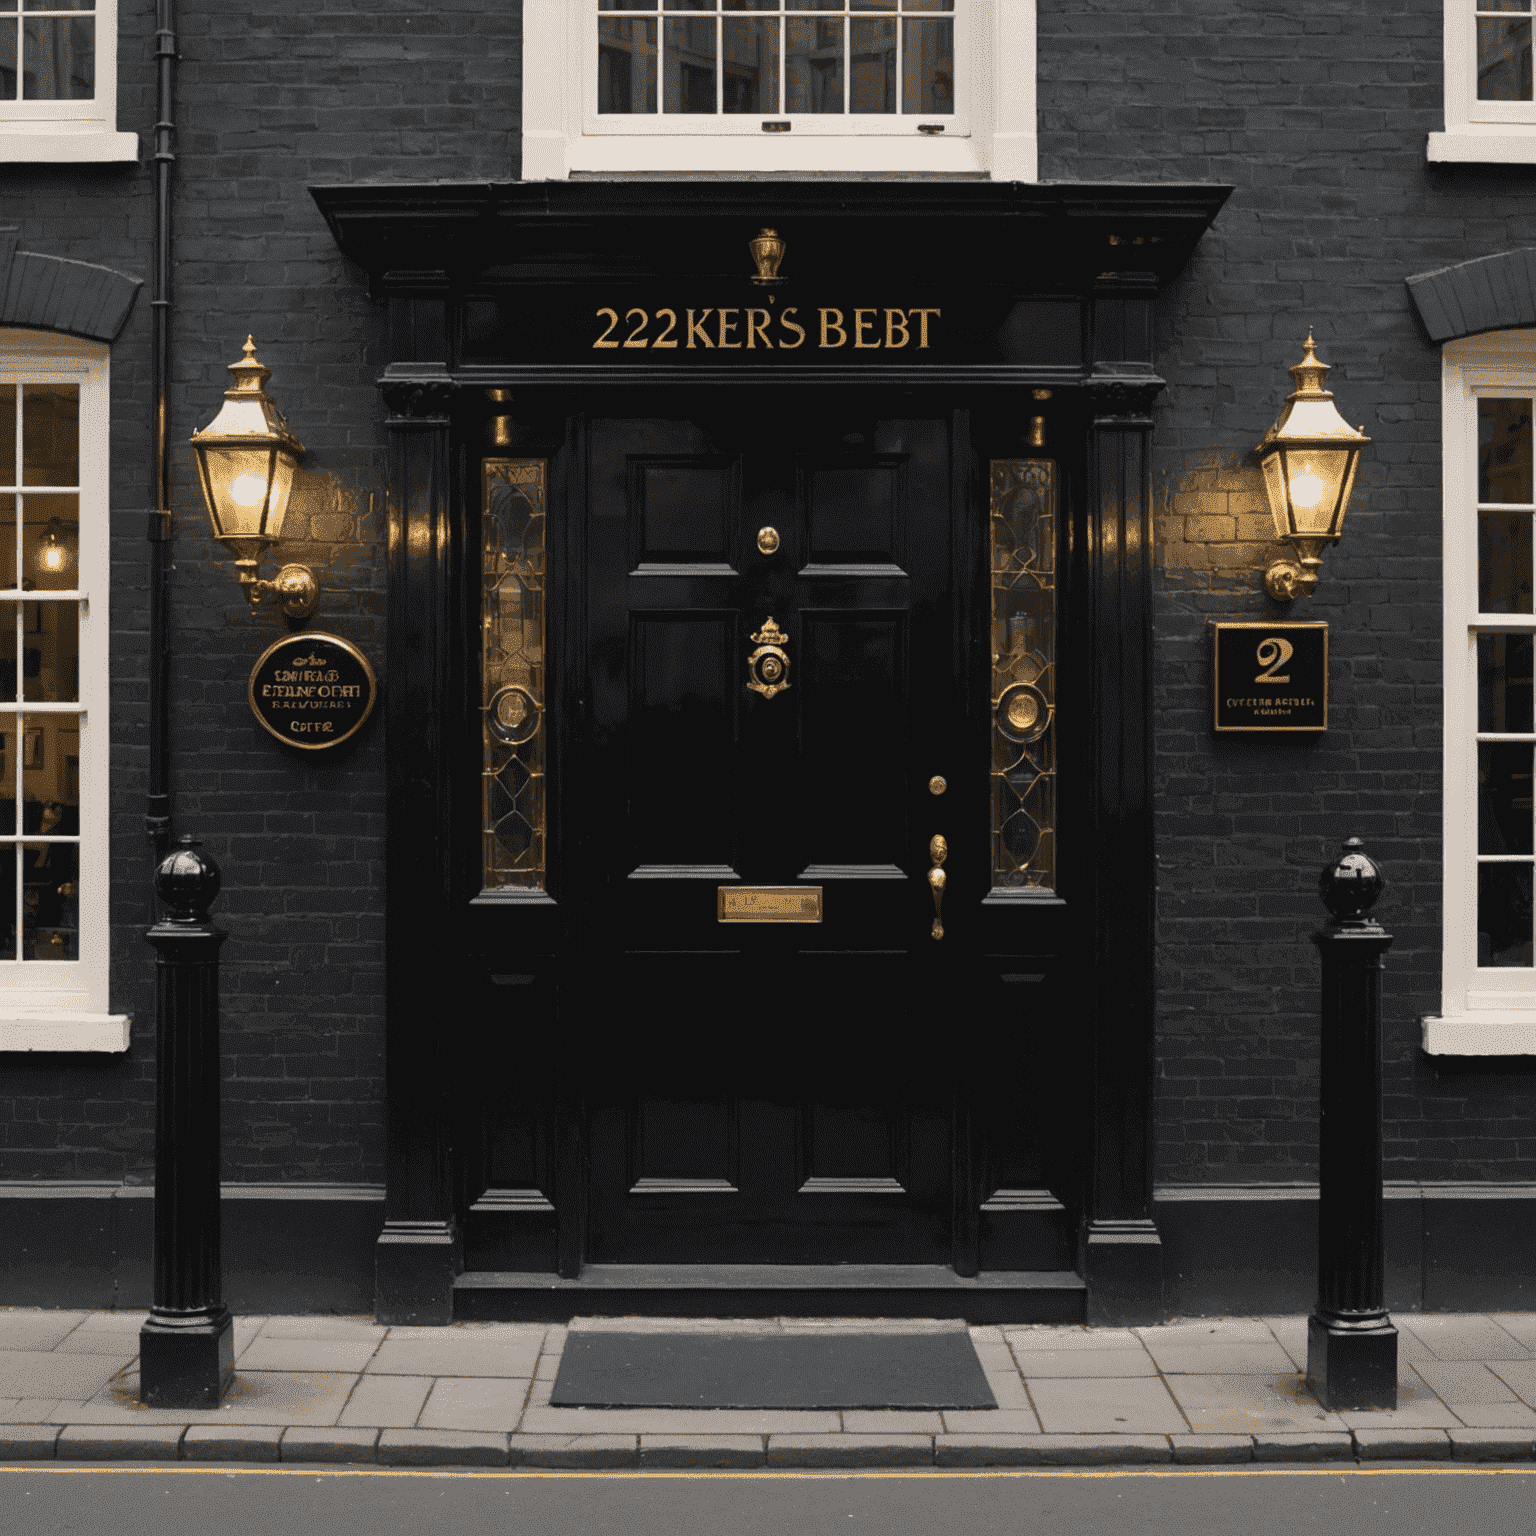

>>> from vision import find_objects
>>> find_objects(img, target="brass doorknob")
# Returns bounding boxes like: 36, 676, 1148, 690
928, 833, 947, 941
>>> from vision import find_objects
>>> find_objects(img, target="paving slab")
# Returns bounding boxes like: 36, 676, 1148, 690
571, 1318, 782, 1335
1447, 1427, 1536, 1460
1251, 1430, 1354, 1462
1352, 1428, 1453, 1461
1027, 1376, 1187, 1435
1398, 1316, 1532, 1363
940, 1408, 1040, 1434
0, 1312, 87, 1351
1451, 1403, 1536, 1428
418, 1378, 531, 1433
0, 1424, 61, 1458
0, 1398, 80, 1423
72, 1312, 149, 1334
842, 1410, 944, 1434
258, 1317, 388, 1343
338, 1374, 432, 1429
639, 1435, 767, 1468
1486, 1315, 1536, 1353
519, 1406, 842, 1435
1015, 1348, 1157, 1379
1140, 1320, 1280, 1348
766, 1434, 932, 1467
57, 1424, 185, 1460
0, 1351, 131, 1401
52, 1332, 149, 1357
509, 1433, 637, 1468
934, 1434, 1054, 1467
182, 1425, 284, 1462
1335, 1391, 1463, 1431
1488, 1359, 1536, 1405
237, 1336, 379, 1374
1169, 1433, 1253, 1464
1167, 1374, 1345, 1435
377, 1429, 510, 1467
1262, 1318, 1309, 1370
63, 1370, 356, 1427
1030, 1434, 1171, 1465
1412, 1359, 1520, 1404
1005, 1327, 1141, 1352
1137, 1322, 1294, 1376
280, 1427, 379, 1463
367, 1336, 541, 1379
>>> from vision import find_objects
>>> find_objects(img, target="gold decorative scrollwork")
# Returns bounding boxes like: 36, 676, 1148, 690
747, 617, 792, 700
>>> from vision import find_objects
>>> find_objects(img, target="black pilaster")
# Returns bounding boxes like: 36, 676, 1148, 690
376, 329, 463, 1325
1079, 272, 1165, 1325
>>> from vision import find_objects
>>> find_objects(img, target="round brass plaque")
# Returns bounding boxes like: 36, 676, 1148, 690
487, 684, 541, 746
996, 682, 1051, 745
928, 775, 947, 796
247, 631, 378, 752
757, 526, 780, 555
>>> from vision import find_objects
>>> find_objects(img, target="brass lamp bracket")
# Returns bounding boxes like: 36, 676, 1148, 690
1264, 537, 1327, 603
233, 558, 320, 619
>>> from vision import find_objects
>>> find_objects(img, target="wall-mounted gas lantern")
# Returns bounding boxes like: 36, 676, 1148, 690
1257, 332, 1371, 602
189, 337, 319, 619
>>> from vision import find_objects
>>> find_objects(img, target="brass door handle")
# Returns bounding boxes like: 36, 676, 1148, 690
928, 834, 947, 941
747, 617, 791, 699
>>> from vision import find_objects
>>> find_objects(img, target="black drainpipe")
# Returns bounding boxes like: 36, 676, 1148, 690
145, 0, 177, 869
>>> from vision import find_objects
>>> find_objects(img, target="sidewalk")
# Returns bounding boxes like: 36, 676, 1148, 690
4, 1309, 1536, 1468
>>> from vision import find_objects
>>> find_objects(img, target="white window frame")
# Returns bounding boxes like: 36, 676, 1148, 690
523, 0, 1035, 180
1426, 329, 1536, 1055
1429, 0, 1536, 164
0, 0, 137, 164
0, 329, 125, 1052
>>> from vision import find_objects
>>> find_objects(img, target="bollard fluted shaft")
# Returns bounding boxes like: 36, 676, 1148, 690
138, 836, 233, 1409
1306, 836, 1398, 1410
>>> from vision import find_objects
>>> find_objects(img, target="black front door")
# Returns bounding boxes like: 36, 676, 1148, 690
576, 399, 962, 1264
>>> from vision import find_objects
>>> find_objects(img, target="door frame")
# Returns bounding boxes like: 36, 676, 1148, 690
310, 178, 1233, 1324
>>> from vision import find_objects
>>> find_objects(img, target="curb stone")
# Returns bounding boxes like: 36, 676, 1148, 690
1252, 1432, 1354, 1462
56, 1425, 185, 1461
1448, 1429, 1536, 1461
934, 1434, 1055, 1467
0, 1426, 62, 1459
510, 1434, 638, 1468
639, 1435, 766, 1468
1170, 1434, 1254, 1464
766, 1434, 933, 1468
279, 1427, 379, 1464
1030, 1435, 1172, 1466
1352, 1429, 1452, 1462
377, 1430, 509, 1467
183, 1426, 284, 1462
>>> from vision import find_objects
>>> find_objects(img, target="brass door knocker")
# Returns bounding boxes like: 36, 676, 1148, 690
747, 617, 791, 699
928, 833, 947, 940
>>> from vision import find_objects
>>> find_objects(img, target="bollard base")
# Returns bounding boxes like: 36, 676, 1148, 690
1306, 1311, 1398, 1410
138, 1307, 234, 1410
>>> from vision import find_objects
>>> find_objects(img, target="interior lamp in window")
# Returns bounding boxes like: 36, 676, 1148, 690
189, 337, 319, 618
37, 520, 72, 576
1257, 332, 1371, 602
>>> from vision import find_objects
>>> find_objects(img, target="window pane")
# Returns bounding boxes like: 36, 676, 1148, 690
1479, 397, 1533, 503
22, 2, 97, 10
0, 495, 12, 591
25, 493, 77, 592
0, 20, 16, 102
786, 16, 842, 110
664, 16, 716, 110
1480, 741, 1534, 853
1479, 1, 1532, 12
1479, 15, 1534, 99
21, 16, 92, 99
1480, 861, 1533, 967
599, 2, 658, 10
1479, 512, 1534, 612
599, 17, 658, 113
1479, 633, 1536, 733
901, 16, 952, 112
0, 846, 13, 963
21, 384, 77, 487
787, 1, 841, 10
663, 0, 713, 9
722, 16, 778, 111
902, 1, 953, 9
849, 17, 895, 111
991, 459, 1057, 891
852, 1, 898, 10
25, 840, 77, 962
483, 460, 547, 891
22, 602, 76, 703
0, 386, 13, 485
724, 2, 782, 11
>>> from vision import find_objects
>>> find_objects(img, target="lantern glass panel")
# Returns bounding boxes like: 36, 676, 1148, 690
198, 445, 294, 541
1282, 445, 1351, 538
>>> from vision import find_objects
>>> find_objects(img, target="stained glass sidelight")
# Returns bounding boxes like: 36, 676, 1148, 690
989, 459, 1056, 891
481, 460, 547, 891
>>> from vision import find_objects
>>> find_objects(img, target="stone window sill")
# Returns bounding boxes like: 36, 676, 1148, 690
1421, 1014, 1536, 1055
0, 130, 139, 164
0, 1013, 130, 1052
1428, 127, 1536, 165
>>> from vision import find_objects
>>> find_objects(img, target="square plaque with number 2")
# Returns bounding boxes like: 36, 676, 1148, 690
1212, 622, 1328, 733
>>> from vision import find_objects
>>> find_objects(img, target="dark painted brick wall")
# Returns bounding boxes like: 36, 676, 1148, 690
5, 0, 1535, 1196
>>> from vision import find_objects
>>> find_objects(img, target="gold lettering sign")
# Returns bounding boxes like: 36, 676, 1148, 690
718, 885, 823, 923
595, 307, 938, 353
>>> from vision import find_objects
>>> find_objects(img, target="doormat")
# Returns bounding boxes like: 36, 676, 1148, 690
550, 1328, 998, 1410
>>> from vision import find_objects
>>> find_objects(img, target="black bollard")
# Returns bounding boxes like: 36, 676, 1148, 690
1306, 837, 1397, 1411
138, 836, 233, 1409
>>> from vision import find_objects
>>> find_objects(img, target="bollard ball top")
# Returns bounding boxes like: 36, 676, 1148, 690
155, 834, 222, 920
1319, 836, 1384, 922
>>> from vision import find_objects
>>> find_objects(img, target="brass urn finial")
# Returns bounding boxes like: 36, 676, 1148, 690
749, 228, 787, 287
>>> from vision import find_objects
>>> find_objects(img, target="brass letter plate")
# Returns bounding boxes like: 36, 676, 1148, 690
718, 885, 823, 923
